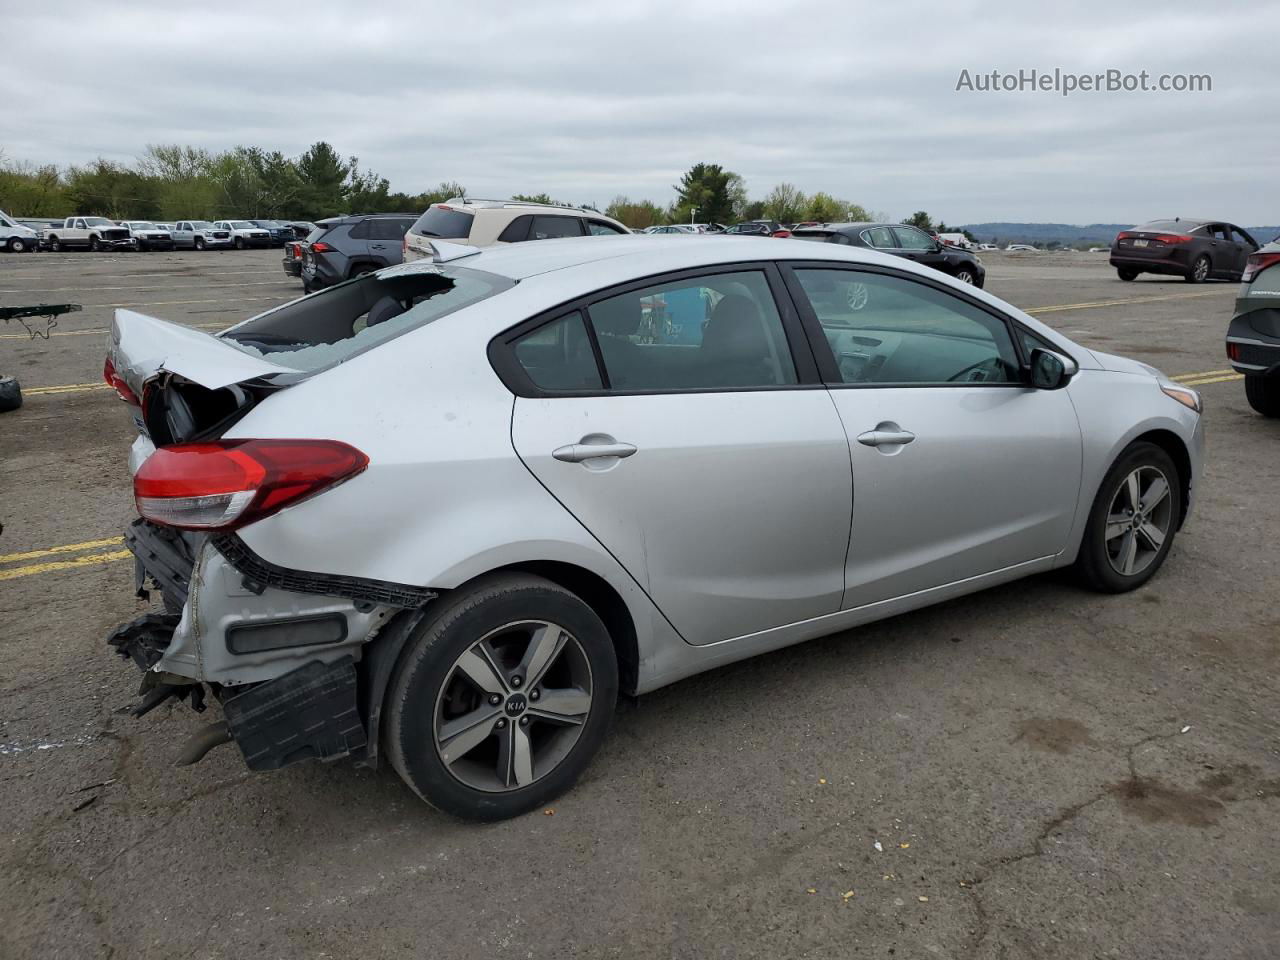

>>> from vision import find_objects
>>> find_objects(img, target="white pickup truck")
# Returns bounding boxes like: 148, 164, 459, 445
45, 216, 134, 252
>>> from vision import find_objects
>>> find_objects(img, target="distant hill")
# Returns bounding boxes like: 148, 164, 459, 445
959, 222, 1280, 247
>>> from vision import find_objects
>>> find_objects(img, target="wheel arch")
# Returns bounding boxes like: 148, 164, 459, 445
1130, 428, 1192, 529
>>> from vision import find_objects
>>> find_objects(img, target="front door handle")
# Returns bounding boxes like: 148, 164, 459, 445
857, 428, 915, 447
553, 439, 637, 463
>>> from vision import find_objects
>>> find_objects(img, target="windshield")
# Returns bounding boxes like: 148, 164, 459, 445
190, 221, 212, 229
84, 217, 115, 227
220, 265, 515, 373
131, 221, 157, 230
229, 220, 257, 229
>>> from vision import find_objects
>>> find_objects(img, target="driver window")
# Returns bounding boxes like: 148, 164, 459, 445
794, 269, 1020, 385
892, 226, 936, 251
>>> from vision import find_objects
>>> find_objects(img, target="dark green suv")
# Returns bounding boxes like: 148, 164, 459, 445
1226, 238, 1280, 416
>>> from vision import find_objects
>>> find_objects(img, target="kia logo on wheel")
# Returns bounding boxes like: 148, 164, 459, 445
504, 694, 528, 717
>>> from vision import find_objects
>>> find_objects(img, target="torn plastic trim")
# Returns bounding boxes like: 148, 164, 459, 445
124, 518, 197, 611
211, 533, 438, 609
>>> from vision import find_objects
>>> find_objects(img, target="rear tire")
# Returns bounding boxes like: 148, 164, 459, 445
89, 236, 102, 252
1075, 441, 1181, 593
1244, 374, 1280, 417
0, 376, 22, 413
385, 573, 618, 821
234, 237, 245, 250
1117, 268, 1137, 281
1185, 255, 1210, 283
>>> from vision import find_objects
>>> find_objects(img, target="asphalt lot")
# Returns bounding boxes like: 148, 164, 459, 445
1, 247, 1277, 960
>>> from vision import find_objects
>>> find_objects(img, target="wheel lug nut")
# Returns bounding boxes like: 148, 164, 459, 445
519, 716, 530, 727
510, 675, 523, 688
489, 694, 502, 706
530, 689, 539, 701
496, 718, 507, 729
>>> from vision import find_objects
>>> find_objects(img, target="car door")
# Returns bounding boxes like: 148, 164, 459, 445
1206, 224, 1235, 277
368, 217, 411, 264
504, 264, 854, 646
175, 222, 193, 248
892, 225, 943, 269
782, 263, 1082, 609
1229, 226, 1259, 278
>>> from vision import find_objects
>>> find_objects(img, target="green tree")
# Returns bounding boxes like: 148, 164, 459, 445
804, 192, 845, 223
511, 192, 554, 204
0, 160, 69, 216
606, 195, 666, 228
761, 182, 807, 223
740, 199, 765, 221
65, 159, 161, 218
904, 211, 933, 231
295, 141, 353, 219
673, 163, 740, 225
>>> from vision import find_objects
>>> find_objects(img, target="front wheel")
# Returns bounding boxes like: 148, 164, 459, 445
1244, 374, 1280, 417
48, 236, 61, 252
385, 574, 618, 821
1075, 442, 1181, 593
1117, 268, 1137, 281
7, 237, 27, 253
1185, 255, 1210, 283
194, 236, 205, 250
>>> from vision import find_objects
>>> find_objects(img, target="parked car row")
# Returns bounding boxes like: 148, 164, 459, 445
0, 210, 316, 253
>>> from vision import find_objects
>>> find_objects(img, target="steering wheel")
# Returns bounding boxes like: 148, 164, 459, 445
947, 357, 1007, 383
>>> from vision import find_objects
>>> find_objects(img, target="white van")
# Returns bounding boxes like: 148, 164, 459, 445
0, 209, 41, 253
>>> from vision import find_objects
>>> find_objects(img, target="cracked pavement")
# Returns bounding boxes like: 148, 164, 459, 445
1, 249, 1278, 958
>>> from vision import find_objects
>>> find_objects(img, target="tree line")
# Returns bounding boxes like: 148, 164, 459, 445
1, 145, 955, 231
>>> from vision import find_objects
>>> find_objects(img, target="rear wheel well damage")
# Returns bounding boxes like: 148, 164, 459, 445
1132, 429, 1192, 528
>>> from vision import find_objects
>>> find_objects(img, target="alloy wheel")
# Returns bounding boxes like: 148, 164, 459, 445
846, 282, 870, 311
1193, 257, 1209, 282
956, 269, 975, 284
433, 620, 593, 793
1104, 465, 1173, 576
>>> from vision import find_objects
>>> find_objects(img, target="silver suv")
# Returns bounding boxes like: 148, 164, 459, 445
403, 198, 629, 262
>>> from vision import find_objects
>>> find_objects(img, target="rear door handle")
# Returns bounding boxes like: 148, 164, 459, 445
553, 440, 637, 463
857, 428, 915, 447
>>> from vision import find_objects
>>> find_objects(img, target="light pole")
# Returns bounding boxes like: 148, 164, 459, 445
691, 207, 698, 226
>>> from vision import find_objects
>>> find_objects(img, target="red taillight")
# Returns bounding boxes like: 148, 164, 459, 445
290, 242, 301, 258
133, 439, 368, 531
1153, 234, 1193, 245
103, 356, 140, 406
1243, 252, 1280, 283
772, 229, 792, 238
1227, 342, 1241, 361
310, 241, 333, 253
1116, 231, 1134, 241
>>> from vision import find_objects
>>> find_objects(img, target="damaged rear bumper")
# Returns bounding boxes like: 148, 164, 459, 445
108, 519, 434, 770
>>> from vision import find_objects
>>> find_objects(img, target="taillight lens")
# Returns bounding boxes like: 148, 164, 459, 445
1153, 234, 1192, 245
1116, 231, 1133, 241
290, 242, 301, 258
103, 356, 140, 405
310, 241, 333, 253
133, 439, 368, 531
1243, 252, 1280, 283
1227, 342, 1241, 361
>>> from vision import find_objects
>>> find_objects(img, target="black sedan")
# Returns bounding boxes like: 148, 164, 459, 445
1111, 219, 1259, 283
1226, 238, 1280, 416
790, 222, 986, 287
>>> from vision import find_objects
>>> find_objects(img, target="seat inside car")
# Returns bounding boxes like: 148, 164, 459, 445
699, 293, 777, 386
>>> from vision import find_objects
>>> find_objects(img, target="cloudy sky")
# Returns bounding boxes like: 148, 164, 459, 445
4, 1, 1276, 224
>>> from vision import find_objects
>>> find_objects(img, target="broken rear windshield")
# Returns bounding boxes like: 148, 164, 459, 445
219, 265, 514, 373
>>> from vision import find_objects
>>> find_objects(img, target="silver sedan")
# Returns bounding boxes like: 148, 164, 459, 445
105, 235, 1203, 820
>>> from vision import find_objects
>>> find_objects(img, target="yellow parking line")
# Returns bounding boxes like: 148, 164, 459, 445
1180, 374, 1244, 387
24, 382, 111, 396
0, 550, 132, 582
1171, 369, 1233, 381
0, 536, 125, 565
1027, 290, 1222, 314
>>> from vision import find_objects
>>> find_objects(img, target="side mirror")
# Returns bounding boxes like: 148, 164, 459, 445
1028, 348, 1077, 389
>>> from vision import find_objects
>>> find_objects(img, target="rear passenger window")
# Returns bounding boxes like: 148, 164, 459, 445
369, 219, 410, 241
862, 227, 896, 249
585, 271, 797, 391
348, 220, 372, 239
530, 216, 584, 240
512, 313, 602, 391
498, 216, 532, 243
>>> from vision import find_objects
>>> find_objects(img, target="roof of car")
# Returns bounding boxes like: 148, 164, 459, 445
318, 213, 419, 225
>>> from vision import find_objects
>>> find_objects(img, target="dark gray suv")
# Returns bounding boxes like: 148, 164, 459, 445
300, 214, 418, 292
